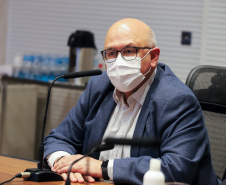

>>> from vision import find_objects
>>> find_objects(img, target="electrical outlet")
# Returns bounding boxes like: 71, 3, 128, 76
181, 31, 192, 45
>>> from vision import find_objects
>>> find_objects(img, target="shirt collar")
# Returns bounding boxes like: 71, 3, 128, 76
113, 68, 157, 107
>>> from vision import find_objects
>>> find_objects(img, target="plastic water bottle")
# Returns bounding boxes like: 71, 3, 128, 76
21, 55, 33, 79
93, 56, 105, 71
31, 55, 41, 81
143, 159, 165, 185
58, 56, 69, 82
49, 56, 59, 81
40, 55, 51, 82
12, 55, 23, 78
49, 56, 69, 82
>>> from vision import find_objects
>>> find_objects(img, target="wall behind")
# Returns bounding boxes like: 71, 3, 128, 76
200, 0, 226, 67
0, 0, 8, 65
4, 0, 226, 82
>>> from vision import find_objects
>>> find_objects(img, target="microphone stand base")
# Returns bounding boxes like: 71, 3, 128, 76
24, 168, 63, 182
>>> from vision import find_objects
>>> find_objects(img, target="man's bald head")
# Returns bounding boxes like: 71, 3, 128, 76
104, 18, 156, 49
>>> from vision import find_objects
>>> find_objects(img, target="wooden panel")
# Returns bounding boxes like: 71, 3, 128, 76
1, 85, 37, 160
0, 77, 85, 160
34, 85, 84, 160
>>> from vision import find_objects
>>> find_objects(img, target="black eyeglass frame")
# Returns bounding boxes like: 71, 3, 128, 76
100, 47, 152, 63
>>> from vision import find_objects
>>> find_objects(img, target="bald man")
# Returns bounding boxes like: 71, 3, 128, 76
44, 18, 219, 185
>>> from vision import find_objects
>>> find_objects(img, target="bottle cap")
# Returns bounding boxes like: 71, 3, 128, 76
150, 158, 161, 171
14, 55, 23, 67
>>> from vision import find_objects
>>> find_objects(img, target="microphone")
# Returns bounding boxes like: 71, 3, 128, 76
63, 69, 102, 79
94, 143, 115, 152
65, 143, 114, 185
104, 137, 161, 148
24, 69, 102, 182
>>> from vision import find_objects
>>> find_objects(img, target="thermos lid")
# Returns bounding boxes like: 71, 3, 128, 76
67, 30, 96, 49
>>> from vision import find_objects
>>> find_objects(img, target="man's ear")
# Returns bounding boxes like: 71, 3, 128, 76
150, 47, 160, 68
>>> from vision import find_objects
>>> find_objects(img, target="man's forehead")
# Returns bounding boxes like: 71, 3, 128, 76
104, 30, 147, 49
104, 42, 137, 50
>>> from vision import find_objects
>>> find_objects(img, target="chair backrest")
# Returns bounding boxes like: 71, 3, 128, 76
185, 65, 226, 180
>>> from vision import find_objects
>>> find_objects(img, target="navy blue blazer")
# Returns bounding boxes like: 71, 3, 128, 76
44, 63, 218, 185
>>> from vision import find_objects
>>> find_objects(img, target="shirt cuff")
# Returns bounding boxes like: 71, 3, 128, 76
107, 159, 114, 180
46, 151, 71, 168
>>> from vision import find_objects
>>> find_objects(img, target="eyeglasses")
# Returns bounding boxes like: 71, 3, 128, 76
100, 47, 152, 63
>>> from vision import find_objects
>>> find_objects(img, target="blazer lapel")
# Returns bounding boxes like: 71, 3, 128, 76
88, 91, 116, 158
131, 65, 163, 157
96, 94, 116, 142
131, 100, 153, 157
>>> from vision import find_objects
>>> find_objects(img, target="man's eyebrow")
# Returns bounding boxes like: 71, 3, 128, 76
127, 43, 136, 47
106, 43, 136, 50
125, 43, 136, 48
105, 47, 114, 50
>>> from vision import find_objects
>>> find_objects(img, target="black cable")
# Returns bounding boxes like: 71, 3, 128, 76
0, 173, 21, 185
65, 148, 96, 185
65, 155, 88, 185
0, 172, 31, 185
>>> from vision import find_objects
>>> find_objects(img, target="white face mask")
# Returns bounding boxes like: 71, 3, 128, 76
106, 50, 151, 92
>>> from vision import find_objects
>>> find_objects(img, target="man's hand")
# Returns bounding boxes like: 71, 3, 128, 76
52, 155, 103, 183
59, 172, 95, 183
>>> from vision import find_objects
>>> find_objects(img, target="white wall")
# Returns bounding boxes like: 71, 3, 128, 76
200, 0, 226, 67
5, 0, 226, 82
0, 0, 8, 65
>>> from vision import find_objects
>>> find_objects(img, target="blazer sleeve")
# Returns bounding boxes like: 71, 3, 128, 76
112, 94, 215, 185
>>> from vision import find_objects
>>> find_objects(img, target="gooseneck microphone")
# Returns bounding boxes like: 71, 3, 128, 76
65, 143, 114, 185
24, 69, 102, 182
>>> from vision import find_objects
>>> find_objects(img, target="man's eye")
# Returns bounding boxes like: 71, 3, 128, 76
123, 48, 135, 55
106, 51, 116, 58
109, 52, 115, 56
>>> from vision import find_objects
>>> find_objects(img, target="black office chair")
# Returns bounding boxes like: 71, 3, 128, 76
185, 65, 226, 181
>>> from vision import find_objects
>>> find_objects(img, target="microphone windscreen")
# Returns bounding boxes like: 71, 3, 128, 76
104, 137, 160, 148
63, 69, 102, 79
95, 143, 114, 152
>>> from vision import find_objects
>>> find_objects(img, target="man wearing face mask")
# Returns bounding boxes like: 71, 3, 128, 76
44, 18, 219, 185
